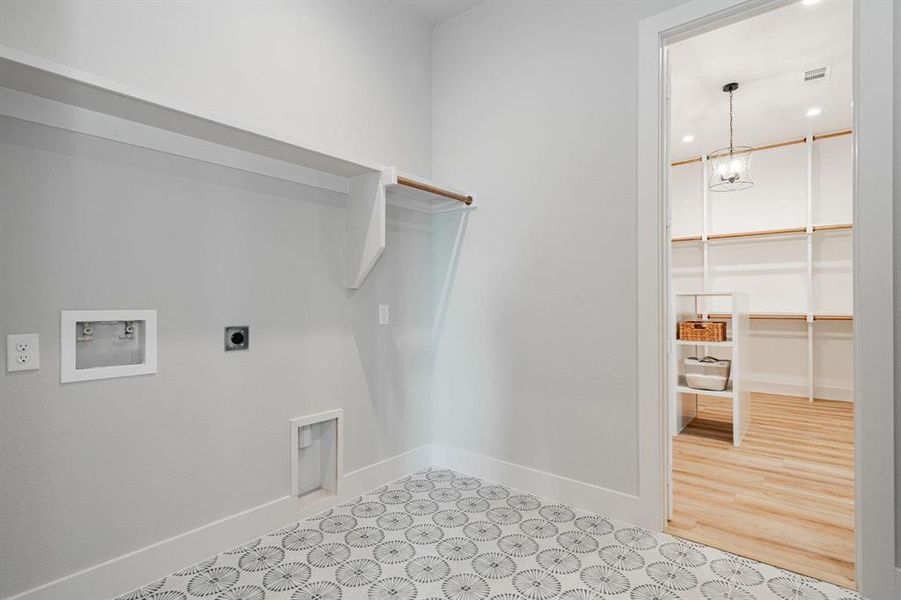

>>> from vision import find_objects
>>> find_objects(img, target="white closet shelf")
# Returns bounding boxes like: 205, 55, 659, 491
676, 378, 733, 398
0, 47, 475, 289
675, 339, 733, 347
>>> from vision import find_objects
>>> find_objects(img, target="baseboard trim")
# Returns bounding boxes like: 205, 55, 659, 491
745, 378, 853, 402
6, 444, 434, 600
432, 444, 645, 527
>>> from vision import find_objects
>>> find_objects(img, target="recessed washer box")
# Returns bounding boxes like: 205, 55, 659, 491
61, 309, 157, 383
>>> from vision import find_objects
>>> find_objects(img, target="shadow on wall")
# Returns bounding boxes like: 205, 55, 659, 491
347, 206, 449, 452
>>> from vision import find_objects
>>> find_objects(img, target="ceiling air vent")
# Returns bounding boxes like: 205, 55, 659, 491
802, 65, 832, 85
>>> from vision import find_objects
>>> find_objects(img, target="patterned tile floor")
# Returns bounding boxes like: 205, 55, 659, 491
115, 468, 861, 600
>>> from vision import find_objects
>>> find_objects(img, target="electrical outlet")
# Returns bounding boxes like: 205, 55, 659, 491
7, 333, 39, 372
378, 305, 390, 325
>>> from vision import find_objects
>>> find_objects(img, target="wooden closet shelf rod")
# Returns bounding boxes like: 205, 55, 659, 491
672, 223, 853, 243
397, 176, 473, 205
670, 128, 852, 167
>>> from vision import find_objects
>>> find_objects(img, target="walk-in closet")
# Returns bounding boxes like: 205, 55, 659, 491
666, 0, 856, 589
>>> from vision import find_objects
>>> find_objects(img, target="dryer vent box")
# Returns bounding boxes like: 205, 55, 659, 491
290, 410, 343, 505
61, 310, 157, 383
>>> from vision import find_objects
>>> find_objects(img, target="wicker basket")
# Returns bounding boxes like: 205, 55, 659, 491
678, 320, 727, 342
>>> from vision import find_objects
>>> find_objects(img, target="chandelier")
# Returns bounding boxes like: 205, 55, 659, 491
708, 82, 753, 192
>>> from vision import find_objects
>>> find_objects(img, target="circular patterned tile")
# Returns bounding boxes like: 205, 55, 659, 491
556, 531, 599, 554
433, 509, 469, 528
463, 521, 502, 542
406, 555, 451, 583
573, 516, 613, 537
613, 527, 657, 551
292, 581, 343, 600
352, 502, 388, 519
376, 512, 414, 531
405, 479, 437, 493
519, 519, 558, 539
646, 561, 698, 591
659, 542, 707, 568
599, 544, 646, 571
536, 548, 581, 574
187, 567, 240, 597
282, 529, 323, 552
767, 576, 828, 600
380, 490, 413, 505
406, 499, 440, 516
430, 488, 463, 502
346, 526, 385, 548
471, 552, 517, 579
307, 543, 350, 568
506, 495, 541, 511
437, 537, 479, 561
580, 565, 630, 595
373, 540, 416, 564
406, 523, 445, 545
336, 559, 382, 587
709, 558, 764, 587
319, 515, 358, 534
630, 584, 678, 600
512, 569, 561, 600
368, 577, 417, 600
497, 534, 538, 557
451, 478, 482, 491
262, 562, 311, 592
537, 505, 575, 523
699, 580, 755, 600
215, 585, 265, 600
238, 546, 284, 572
443, 573, 490, 600
456, 498, 490, 513
476, 485, 510, 500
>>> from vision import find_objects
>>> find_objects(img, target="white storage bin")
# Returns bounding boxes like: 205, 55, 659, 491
684, 356, 731, 391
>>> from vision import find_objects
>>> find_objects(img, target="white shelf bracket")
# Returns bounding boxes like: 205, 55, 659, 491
345, 168, 393, 289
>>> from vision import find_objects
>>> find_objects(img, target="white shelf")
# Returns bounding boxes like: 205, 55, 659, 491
674, 339, 733, 347
676, 378, 733, 398
0, 47, 475, 289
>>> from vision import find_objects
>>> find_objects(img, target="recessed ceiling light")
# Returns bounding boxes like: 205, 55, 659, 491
682, 135, 695, 143
806, 107, 822, 117
801, 0, 820, 6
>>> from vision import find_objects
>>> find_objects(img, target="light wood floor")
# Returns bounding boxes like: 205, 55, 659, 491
666, 392, 855, 589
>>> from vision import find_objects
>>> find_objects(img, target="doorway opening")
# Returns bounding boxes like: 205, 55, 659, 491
663, 0, 855, 589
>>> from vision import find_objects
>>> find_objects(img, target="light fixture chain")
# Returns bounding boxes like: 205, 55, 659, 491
729, 90, 734, 150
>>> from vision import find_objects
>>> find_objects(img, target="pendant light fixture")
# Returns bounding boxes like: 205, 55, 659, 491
708, 82, 753, 192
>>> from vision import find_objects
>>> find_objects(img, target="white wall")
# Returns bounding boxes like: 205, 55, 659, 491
0, 2, 435, 598
431, 0, 685, 500
0, 0, 433, 176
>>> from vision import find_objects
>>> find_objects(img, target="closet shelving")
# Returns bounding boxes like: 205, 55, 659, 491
670, 128, 853, 401
0, 46, 476, 289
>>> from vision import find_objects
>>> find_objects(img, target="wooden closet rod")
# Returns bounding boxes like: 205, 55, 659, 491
397, 176, 473, 205
670, 128, 852, 167
702, 313, 853, 321
672, 223, 853, 243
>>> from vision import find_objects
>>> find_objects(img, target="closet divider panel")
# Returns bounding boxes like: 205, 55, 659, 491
708, 143, 807, 234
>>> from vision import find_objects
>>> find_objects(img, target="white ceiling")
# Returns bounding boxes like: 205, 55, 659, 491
669, 0, 852, 159
393, 0, 483, 25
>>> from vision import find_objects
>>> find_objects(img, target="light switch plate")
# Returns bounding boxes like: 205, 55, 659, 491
378, 305, 390, 325
7, 333, 39, 372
